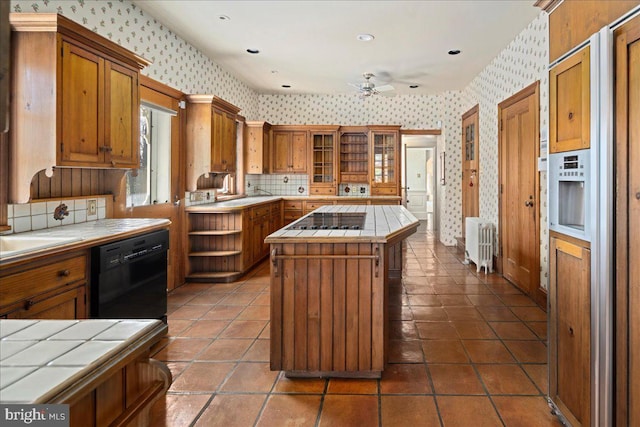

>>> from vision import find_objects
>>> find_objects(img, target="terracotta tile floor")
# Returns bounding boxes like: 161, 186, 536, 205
150, 223, 562, 426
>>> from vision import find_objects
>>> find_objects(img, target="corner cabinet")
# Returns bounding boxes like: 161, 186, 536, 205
370, 126, 401, 195
549, 234, 591, 427
9, 13, 149, 203
186, 200, 282, 283
271, 126, 308, 174
549, 46, 590, 153
185, 95, 240, 191
309, 127, 339, 195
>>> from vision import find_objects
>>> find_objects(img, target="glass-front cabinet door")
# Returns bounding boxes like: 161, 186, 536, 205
309, 128, 338, 195
370, 126, 400, 195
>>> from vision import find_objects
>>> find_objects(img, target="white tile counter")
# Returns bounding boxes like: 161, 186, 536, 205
0, 218, 170, 263
0, 319, 168, 404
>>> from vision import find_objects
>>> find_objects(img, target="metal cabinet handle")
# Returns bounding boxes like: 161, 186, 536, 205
59, 269, 71, 277
24, 300, 34, 310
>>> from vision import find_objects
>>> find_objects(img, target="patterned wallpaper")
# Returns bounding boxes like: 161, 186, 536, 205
459, 13, 549, 288
11, 0, 260, 119
10, 0, 549, 286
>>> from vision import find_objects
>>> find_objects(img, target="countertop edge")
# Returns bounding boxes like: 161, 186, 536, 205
0, 220, 171, 268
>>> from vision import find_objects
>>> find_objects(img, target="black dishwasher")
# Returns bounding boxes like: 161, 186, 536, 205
91, 229, 168, 321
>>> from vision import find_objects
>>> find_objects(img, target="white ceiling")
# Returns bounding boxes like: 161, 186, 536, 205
133, 1, 541, 96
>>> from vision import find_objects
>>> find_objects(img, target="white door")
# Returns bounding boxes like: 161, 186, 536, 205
405, 147, 431, 221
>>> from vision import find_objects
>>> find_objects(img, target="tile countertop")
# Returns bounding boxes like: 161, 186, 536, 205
0, 218, 171, 263
265, 205, 419, 244
184, 195, 401, 212
0, 319, 167, 403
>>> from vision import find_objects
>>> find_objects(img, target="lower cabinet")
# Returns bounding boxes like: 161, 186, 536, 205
187, 200, 282, 283
283, 200, 304, 225
549, 235, 591, 427
0, 251, 88, 319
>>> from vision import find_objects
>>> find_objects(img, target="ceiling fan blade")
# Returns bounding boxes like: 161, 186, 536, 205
379, 91, 397, 98
375, 84, 394, 92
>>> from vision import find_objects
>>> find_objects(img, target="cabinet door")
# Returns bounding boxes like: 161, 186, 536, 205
371, 131, 399, 195
550, 237, 590, 427
105, 61, 139, 167
290, 131, 308, 173
6, 285, 87, 320
211, 107, 224, 171
549, 46, 590, 153
221, 112, 236, 172
272, 131, 291, 173
60, 41, 104, 165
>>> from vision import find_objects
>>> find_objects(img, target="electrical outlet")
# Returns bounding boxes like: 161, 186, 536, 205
87, 199, 97, 216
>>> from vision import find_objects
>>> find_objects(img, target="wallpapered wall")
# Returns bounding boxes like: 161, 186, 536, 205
11, 0, 549, 286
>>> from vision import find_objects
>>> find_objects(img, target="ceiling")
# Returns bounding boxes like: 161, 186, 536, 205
133, 1, 541, 96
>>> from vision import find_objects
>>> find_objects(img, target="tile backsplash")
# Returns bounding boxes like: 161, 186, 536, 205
4, 198, 107, 234
245, 174, 309, 196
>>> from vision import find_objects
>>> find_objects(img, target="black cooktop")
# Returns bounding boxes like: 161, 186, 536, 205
287, 212, 366, 230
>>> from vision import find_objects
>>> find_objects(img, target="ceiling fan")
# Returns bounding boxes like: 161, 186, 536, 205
349, 73, 395, 98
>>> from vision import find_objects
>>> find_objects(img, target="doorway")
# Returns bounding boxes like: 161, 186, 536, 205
401, 132, 439, 232
498, 81, 542, 304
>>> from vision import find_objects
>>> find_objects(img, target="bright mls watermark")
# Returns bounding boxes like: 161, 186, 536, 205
0, 405, 69, 426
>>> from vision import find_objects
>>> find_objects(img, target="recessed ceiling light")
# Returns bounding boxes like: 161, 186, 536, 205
409, 85, 419, 89
357, 34, 375, 42
281, 85, 291, 88
218, 15, 230, 21
448, 49, 461, 55
246, 48, 260, 54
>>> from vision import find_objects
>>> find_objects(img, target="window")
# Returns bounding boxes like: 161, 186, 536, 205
126, 104, 174, 207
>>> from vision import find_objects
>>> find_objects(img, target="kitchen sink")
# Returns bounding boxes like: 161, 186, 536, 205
0, 235, 83, 257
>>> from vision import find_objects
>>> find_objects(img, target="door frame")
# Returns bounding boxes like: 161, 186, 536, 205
401, 129, 441, 233
497, 81, 542, 303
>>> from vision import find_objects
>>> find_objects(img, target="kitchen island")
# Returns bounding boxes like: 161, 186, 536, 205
265, 205, 418, 378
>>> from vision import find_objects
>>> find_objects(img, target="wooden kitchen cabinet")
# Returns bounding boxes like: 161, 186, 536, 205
549, 234, 591, 427
370, 126, 400, 195
549, 46, 590, 153
185, 95, 240, 190
283, 200, 304, 225
187, 200, 281, 283
272, 127, 308, 173
244, 121, 272, 174
9, 14, 149, 201
309, 127, 338, 195
339, 128, 369, 183
0, 251, 89, 319
212, 97, 240, 173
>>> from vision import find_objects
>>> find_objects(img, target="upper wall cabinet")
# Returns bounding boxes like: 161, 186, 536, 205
271, 126, 308, 174
185, 95, 240, 191
9, 13, 149, 203
549, 46, 590, 154
309, 126, 339, 195
370, 125, 401, 196
244, 121, 271, 174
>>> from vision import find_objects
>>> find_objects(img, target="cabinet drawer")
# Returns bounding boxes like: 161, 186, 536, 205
283, 200, 303, 210
310, 187, 336, 195
305, 201, 334, 212
371, 186, 397, 196
284, 211, 303, 220
251, 206, 271, 219
1, 254, 87, 307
